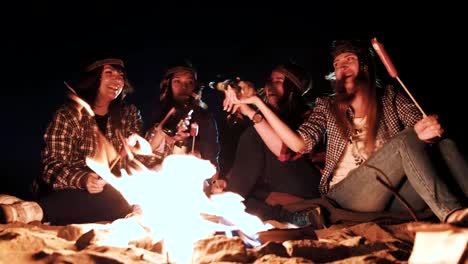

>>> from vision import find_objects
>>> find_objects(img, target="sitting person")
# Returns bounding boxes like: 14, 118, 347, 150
214, 75, 260, 179
1, 57, 157, 225
146, 62, 220, 172
224, 39, 468, 226
222, 63, 323, 227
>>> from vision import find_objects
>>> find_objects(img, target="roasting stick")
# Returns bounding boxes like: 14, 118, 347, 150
371, 38, 427, 117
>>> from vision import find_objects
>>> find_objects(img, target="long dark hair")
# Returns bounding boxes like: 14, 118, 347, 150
72, 63, 134, 131
152, 66, 200, 125
266, 78, 311, 130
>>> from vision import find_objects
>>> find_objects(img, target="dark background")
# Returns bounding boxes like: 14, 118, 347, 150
1, 2, 465, 199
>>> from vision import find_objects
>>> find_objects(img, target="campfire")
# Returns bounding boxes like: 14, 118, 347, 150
86, 154, 273, 263
62, 86, 273, 263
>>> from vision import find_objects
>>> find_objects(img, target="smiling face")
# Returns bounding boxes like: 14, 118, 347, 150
266, 71, 286, 108
97, 64, 124, 104
333, 52, 361, 94
170, 71, 196, 103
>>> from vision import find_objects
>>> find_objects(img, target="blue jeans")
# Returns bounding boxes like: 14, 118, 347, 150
326, 128, 467, 221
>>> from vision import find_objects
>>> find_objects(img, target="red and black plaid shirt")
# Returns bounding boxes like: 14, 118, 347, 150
41, 103, 159, 190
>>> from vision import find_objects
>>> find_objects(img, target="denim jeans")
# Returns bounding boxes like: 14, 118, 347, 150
438, 138, 468, 199
326, 128, 466, 221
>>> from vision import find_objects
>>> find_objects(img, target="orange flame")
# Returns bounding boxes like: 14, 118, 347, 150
87, 154, 272, 263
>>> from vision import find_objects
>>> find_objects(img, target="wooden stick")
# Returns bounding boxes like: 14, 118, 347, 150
109, 156, 121, 170
375, 175, 418, 221
396, 76, 427, 117
192, 136, 196, 154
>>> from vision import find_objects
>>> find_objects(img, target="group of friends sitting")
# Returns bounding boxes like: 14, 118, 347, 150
1, 39, 466, 230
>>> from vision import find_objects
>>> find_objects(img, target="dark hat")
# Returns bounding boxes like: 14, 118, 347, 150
65, 55, 131, 101
67, 56, 126, 86
163, 58, 198, 80
164, 65, 197, 80
73, 47, 126, 71
159, 60, 198, 101
331, 39, 375, 65
272, 62, 312, 96
84, 58, 124, 72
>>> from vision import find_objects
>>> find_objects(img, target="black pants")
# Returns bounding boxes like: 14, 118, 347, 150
38, 184, 132, 225
226, 127, 321, 222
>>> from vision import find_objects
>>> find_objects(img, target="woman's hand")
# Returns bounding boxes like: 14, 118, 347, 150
148, 127, 166, 152
126, 133, 152, 156
414, 114, 444, 142
83, 172, 106, 193
223, 87, 262, 112
172, 124, 191, 142
223, 84, 240, 113
236, 104, 255, 117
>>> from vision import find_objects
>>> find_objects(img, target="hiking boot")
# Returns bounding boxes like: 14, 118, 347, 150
289, 206, 326, 229
0, 201, 43, 224
0, 194, 23, 204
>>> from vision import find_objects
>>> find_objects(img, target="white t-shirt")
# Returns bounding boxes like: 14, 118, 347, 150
330, 116, 383, 187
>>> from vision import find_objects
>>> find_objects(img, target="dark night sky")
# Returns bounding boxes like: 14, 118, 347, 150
1, 2, 465, 198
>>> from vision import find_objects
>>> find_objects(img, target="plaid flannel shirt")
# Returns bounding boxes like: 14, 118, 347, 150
297, 86, 422, 195
41, 103, 159, 190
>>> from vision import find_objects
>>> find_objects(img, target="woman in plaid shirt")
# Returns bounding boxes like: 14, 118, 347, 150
225, 40, 467, 225
36, 57, 152, 225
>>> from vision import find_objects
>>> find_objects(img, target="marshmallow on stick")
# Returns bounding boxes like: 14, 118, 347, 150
190, 122, 199, 154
